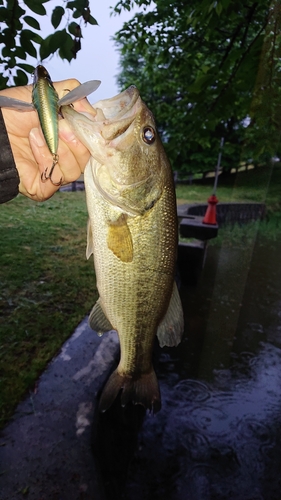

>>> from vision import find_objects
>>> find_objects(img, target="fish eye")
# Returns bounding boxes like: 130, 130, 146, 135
142, 126, 155, 144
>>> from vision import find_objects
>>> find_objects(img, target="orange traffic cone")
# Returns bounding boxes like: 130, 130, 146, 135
203, 194, 218, 225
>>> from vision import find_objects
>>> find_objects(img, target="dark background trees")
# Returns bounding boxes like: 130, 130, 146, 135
114, 0, 281, 175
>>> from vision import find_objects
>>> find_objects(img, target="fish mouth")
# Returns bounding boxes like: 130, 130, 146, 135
94, 85, 140, 121
62, 85, 141, 153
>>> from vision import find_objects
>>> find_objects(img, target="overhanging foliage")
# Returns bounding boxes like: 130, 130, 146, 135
0, 0, 98, 89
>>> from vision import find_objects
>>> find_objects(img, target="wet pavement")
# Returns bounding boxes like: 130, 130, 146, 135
2, 232, 281, 500
0, 319, 119, 500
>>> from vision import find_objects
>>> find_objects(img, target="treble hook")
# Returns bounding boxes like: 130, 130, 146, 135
40, 154, 63, 186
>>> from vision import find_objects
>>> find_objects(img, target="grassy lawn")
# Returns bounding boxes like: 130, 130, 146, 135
0, 192, 97, 427
176, 162, 281, 212
0, 164, 280, 427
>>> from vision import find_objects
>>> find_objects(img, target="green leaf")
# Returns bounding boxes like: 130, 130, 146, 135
58, 33, 74, 62
208, 2, 216, 13
66, 0, 83, 9
14, 69, 29, 86
2, 46, 11, 58
40, 29, 74, 61
68, 21, 81, 37
51, 6, 64, 29
17, 63, 35, 73
21, 29, 42, 44
188, 74, 214, 93
20, 32, 37, 58
49, 30, 68, 52
14, 46, 27, 60
220, 0, 230, 8
39, 35, 52, 60
86, 15, 98, 26
40, 30, 70, 60
72, 9, 82, 19
216, 2, 223, 15
0, 75, 9, 91
24, 15, 40, 30
23, 0, 46, 16
0, 7, 7, 22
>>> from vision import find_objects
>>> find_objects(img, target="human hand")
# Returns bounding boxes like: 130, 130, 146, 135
0, 79, 96, 202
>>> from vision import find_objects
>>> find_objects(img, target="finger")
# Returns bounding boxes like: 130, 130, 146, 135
17, 154, 59, 202
54, 78, 81, 98
72, 95, 97, 114
58, 118, 91, 173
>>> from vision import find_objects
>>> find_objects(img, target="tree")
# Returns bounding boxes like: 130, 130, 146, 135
113, 0, 281, 175
0, 0, 98, 89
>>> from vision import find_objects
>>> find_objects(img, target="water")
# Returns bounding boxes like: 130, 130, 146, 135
93, 234, 281, 500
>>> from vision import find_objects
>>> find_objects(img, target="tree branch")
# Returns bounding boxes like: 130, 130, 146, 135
219, 3, 258, 70
209, 17, 268, 114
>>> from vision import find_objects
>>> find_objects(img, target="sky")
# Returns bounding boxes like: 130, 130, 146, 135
39, 1, 138, 103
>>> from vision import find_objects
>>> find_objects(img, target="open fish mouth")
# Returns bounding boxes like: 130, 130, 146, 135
93, 85, 140, 122
61, 86, 142, 152
91, 85, 142, 145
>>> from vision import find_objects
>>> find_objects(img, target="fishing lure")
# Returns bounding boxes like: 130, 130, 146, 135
0, 65, 101, 186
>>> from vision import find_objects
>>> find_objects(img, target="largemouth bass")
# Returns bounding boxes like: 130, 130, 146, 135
63, 86, 184, 413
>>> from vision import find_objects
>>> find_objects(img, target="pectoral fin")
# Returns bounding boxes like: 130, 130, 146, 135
86, 219, 94, 260
88, 299, 113, 336
107, 213, 133, 263
156, 282, 184, 347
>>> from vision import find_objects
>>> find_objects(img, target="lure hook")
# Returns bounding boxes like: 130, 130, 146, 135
40, 154, 63, 186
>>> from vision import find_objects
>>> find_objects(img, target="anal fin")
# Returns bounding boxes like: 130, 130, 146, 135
156, 281, 184, 347
89, 299, 113, 336
86, 219, 94, 260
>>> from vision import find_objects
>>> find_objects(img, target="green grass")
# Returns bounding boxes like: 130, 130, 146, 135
177, 164, 281, 247
0, 163, 281, 428
0, 192, 97, 427
176, 163, 281, 212
207, 212, 281, 248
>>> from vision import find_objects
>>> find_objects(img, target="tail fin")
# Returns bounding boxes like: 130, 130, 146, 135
99, 368, 161, 414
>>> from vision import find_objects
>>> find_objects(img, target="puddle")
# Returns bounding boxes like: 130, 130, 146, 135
94, 235, 281, 500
